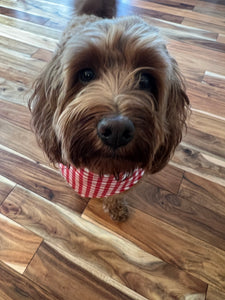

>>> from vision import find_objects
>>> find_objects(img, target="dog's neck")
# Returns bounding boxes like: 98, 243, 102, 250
59, 164, 144, 198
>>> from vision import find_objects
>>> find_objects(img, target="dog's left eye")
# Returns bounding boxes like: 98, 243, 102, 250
138, 73, 154, 90
79, 69, 95, 83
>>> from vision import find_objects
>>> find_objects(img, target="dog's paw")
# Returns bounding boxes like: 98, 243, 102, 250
103, 197, 129, 222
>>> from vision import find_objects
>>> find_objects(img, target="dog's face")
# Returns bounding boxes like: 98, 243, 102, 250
29, 16, 189, 177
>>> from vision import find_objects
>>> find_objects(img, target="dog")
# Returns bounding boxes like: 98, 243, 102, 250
29, 0, 189, 221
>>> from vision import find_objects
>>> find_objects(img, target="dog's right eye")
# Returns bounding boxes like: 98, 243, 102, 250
138, 73, 154, 91
79, 69, 95, 83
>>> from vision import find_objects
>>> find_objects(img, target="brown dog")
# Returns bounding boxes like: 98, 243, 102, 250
29, 0, 189, 221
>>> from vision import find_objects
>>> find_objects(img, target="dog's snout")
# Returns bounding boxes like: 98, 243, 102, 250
97, 116, 135, 149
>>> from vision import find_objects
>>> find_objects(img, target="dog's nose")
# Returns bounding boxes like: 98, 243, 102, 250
97, 116, 135, 149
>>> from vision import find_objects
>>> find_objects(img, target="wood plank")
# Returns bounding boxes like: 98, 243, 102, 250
179, 172, 225, 217
0, 148, 88, 213
189, 110, 225, 141
203, 71, 225, 90
42, 18, 67, 31
194, 1, 225, 19
0, 99, 31, 130
0, 34, 37, 56
131, 0, 225, 26
0, 261, 57, 300
146, 14, 218, 39
125, 174, 225, 252
0, 63, 34, 87
143, 16, 221, 53
217, 34, 225, 43
0, 213, 42, 273
0, 185, 207, 299
32, 48, 53, 62
0, 6, 49, 25
0, 0, 72, 21
0, 45, 46, 73
207, 286, 225, 300
0, 77, 31, 105
172, 144, 225, 186
36, 0, 74, 6
145, 0, 195, 10
0, 23, 57, 51
182, 18, 225, 35
183, 127, 225, 160
118, 3, 184, 23
83, 198, 225, 291
0, 118, 46, 165
146, 165, 184, 194
0, 14, 62, 39
160, 0, 198, 5
186, 80, 225, 118
200, 0, 225, 5
0, 176, 15, 205
25, 242, 138, 300
167, 39, 225, 81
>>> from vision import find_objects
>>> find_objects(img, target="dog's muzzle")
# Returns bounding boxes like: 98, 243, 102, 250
97, 115, 135, 149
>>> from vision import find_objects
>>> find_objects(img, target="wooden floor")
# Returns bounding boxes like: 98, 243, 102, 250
0, 0, 225, 299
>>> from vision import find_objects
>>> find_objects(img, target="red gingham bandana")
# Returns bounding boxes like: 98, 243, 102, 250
59, 164, 144, 198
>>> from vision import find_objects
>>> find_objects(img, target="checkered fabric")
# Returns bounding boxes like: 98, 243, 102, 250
59, 164, 145, 198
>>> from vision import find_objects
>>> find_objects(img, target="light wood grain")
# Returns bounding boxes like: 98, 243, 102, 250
0, 261, 57, 300
83, 198, 225, 291
179, 172, 225, 217
189, 110, 225, 141
122, 174, 225, 252
0, 213, 42, 273
193, 1, 225, 19
145, 165, 184, 194
0, 0, 71, 21
0, 176, 15, 205
217, 34, 225, 43
0, 23, 57, 51
167, 39, 225, 81
130, 0, 225, 26
0, 14, 61, 39
182, 17, 225, 35
143, 16, 223, 53
25, 242, 138, 300
183, 127, 225, 160
203, 71, 225, 90
0, 186, 207, 299
0, 118, 46, 165
0, 99, 31, 131
32, 48, 53, 62
186, 79, 225, 118
0, 148, 87, 213
172, 144, 225, 186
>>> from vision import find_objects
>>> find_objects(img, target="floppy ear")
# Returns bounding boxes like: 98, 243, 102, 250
28, 55, 64, 164
151, 58, 190, 173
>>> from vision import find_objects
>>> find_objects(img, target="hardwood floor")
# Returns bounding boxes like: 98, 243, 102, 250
0, 0, 224, 299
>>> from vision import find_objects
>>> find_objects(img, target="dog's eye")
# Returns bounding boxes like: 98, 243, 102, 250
138, 73, 154, 90
79, 69, 95, 83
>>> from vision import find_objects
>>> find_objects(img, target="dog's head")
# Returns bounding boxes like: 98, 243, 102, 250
29, 16, 189, 177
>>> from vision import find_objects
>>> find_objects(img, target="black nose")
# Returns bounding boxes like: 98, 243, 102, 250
97, 116, 135, 149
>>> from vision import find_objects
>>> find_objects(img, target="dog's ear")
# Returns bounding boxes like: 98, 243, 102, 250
151, 59, 190, 173
28, 56, 64, 164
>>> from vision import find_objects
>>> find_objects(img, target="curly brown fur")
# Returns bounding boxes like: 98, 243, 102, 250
29, 0, 189, 221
